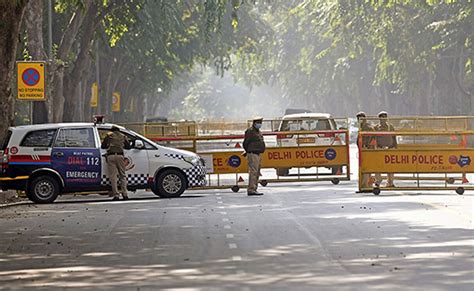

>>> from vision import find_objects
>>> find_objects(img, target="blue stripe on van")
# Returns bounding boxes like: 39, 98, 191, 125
9, 162, 52, 166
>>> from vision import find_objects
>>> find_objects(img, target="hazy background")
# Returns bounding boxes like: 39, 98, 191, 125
5, 0, 473, 127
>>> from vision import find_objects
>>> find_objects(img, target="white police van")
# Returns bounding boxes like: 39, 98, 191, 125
0, 121, 206, 203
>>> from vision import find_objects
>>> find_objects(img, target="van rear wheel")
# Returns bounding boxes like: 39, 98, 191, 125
28, 176, 60, 203
153, 169, 187, 198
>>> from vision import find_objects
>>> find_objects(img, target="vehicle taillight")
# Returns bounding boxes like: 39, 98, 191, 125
277, 134, 293, 139
1, 148, 9, 170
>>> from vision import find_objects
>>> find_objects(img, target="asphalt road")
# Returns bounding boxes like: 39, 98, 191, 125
0, 151, 473, 290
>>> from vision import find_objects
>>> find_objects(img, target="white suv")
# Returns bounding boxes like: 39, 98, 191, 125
276, 113, 344, 176
0, 122, 206, 203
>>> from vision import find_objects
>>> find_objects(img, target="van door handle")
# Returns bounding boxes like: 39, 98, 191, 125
155, 154, 160, 158
54, 152, 64, 157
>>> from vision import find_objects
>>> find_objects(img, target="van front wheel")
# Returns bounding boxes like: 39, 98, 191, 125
153, 169, 187, 198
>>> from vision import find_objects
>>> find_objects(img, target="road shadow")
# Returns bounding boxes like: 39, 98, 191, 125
0, 182, 472, 290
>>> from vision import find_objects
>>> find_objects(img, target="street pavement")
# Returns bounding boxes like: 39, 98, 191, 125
0, 150, 473, 290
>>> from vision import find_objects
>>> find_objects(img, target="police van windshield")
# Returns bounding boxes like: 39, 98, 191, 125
99, 128, 158, 150
280, 119, 335, 131
124, 129, 159, 149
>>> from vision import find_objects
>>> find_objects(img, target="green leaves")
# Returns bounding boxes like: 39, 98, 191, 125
229, 0, 472, 115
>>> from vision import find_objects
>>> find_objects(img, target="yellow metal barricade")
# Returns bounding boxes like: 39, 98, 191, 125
119, 121, 197, 137
150, 119, 351, 192
119, 121, 197, 151
358, 116, 474, 195
197, 121, 248, 136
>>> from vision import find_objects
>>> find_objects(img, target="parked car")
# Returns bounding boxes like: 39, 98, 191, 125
0, 121, 206, 203
284, 108, 312, 115
275, 113, 343, 176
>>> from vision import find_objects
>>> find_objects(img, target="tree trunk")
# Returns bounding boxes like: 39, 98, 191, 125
79, 56, 93, 122
25, 0, 49, 124
103, 58, 115, 120
136, 91, 145, 122
62, 3, 99, 122
50, 5, 86, 122
0, 0, 28, 141
108, 56, 126, 122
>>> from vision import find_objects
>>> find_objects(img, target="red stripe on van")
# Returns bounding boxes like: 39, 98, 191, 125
9, 155, 51, 162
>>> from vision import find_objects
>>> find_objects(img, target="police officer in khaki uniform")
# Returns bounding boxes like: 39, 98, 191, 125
243, 117, 266, 196
101, 126, 131, 200
356, 112, 374, 188
374, 111, 397, 187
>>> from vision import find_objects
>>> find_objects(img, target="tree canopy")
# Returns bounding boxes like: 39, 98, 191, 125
230, 0, 473, 116
1, 0, 472, 137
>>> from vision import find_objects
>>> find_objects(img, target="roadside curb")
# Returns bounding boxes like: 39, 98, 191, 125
0, 201, 31, 208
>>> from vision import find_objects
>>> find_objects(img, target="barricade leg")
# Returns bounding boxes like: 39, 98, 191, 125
374, 173, 382, 186
387, 173, 395, 187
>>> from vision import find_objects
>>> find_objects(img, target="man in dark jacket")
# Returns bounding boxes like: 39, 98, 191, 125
101, 126, 131, 200
243, 117, 266, 196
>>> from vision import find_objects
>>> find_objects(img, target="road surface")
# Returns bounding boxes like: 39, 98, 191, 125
0, 149, 473, 290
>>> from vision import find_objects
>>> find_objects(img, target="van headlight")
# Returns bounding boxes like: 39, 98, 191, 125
184, 156, 199, 165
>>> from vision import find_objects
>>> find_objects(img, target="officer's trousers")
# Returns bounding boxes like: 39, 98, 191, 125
247, 153, 261, 193
375, 173, 394, 187
107, 154, 128, 198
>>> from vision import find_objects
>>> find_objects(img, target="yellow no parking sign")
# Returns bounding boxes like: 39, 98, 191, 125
17, 61, 46, 101
112, 92, 121, 112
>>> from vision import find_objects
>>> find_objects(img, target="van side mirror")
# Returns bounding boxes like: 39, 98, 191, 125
134, 140, 144, 149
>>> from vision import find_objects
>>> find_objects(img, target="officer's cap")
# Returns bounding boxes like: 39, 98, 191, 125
111, 125, 121, 131
378, 111, 388, 117
356, 111, 366, 118
252, 116, 263, 122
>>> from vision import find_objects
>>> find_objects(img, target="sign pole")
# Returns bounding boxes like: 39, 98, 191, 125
30, 101, 33, 125
95, 41, 100, 116
47, 0, 53, 59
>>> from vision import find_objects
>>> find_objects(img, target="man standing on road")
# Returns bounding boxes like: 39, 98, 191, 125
101, 126, 131, 200
356, 111, 374, 188
243, 117, 266, 196
375, 111, 397, 188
